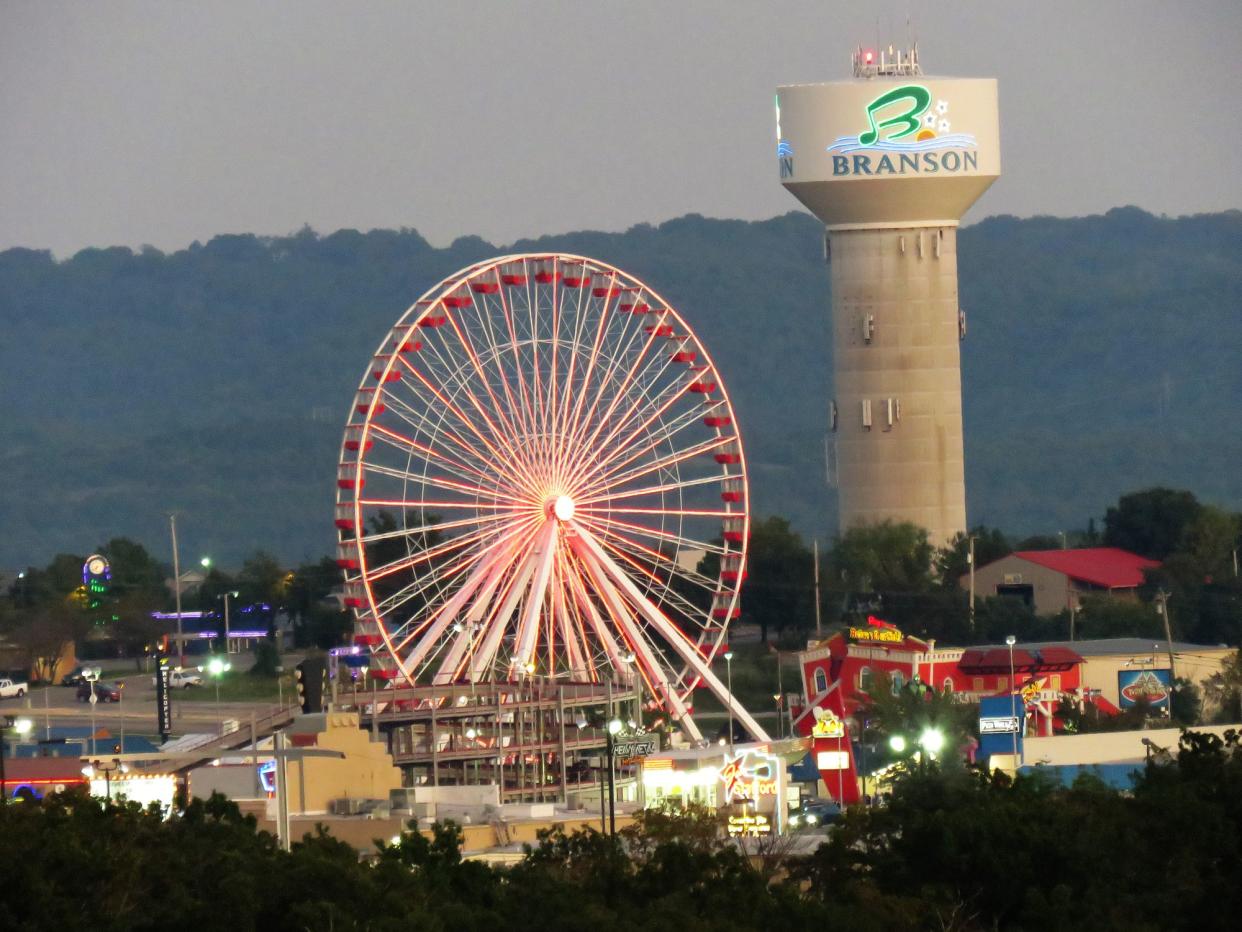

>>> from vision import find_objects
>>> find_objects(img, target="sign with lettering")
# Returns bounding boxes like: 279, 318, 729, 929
848, 616, 904, 644
154, 654, 172, 741
720, 749, 780, 802
979, 717, 1020, 735
727, 812, 771, 837
613, 737, 657, 760
1118, 669, 1172, 709
811, 708, 845, 739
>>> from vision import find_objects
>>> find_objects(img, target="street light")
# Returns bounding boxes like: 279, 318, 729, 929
1006, 635, 1019, 767
723, 650, 735, 751
1, 717, 33, 805
919, 728, 945, 756
83, 667, 102, 756
81, 758, 129, 801
888, 735, 907, 754
605, 717, 623, 836
205, 657, 232, 729
200, 556, 212, 568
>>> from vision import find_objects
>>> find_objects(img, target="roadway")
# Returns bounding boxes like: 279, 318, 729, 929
1, 673, 286, 741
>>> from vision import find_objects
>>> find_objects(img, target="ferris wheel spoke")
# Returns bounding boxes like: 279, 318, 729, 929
559, 306, 662, 480
366, 514, 526, 584
393, 518, 541, 670
441, 297, 530, 453
551, 271, 594, 476
493, 274, 544, 466
575, 472, 723, 507
567, 531, 698, 738
508, 520, 558, 676
586, 526, 720, 598
397, 355, 544, 493
358, 496, 529, 513
561, 372, 689, 492
550, 552, 592, 680
559, 272, 624, 475
579, 433, 731, 502
575, 511, 725, 561
468, 544, 543, 681
358, 509, 526, 546
571, 521, 768, 741
562, 329, 685, 485
370, 400, 515, 492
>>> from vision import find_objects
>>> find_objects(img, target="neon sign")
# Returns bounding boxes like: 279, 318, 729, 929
848, 616, 904, 644
720, 749, 779, 802
811, 708, 845, 739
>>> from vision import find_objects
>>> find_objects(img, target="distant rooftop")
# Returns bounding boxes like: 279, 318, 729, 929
1010, 547, 1160, 589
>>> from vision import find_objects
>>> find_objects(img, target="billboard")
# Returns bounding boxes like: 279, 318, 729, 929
1117, 669, 1172, 710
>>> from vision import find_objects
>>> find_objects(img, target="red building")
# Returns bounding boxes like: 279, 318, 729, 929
791, 618, 1092, 803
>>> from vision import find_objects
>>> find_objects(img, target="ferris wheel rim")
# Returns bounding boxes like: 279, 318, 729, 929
335, 253, 754, 738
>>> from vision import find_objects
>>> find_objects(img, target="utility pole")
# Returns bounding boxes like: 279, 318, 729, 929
1156, 589, 1176, 680
813, 539, 823, 638
967, 535, 977, 630
168, 513, 184, 668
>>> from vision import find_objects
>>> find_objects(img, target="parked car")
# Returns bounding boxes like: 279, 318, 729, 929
0, 677, 28, 699
151, 669, 203, 689
788, 799, 841, 829
61, 667, 90, 687
76, 680, 122, 703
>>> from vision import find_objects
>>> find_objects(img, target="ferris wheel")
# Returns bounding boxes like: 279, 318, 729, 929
335, 253, 766, 742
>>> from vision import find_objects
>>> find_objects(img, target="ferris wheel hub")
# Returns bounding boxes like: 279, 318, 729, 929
550, 494, 576, 522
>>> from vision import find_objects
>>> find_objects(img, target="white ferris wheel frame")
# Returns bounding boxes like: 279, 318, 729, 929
335, 253, 767, 743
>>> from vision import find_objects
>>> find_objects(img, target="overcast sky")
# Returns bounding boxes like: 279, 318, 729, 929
3, 0, 1239, 257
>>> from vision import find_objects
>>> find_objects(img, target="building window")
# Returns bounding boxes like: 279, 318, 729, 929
1050, 674, 1061, 692
998, 676, 1008, 691
858, 667, 872, 692
943, 678, 954, 695
813, 667, 828, 694
972, 677, 984, 692
891, 672, 904, 695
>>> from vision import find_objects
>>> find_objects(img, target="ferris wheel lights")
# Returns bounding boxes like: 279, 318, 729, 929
552, 495, 576, 522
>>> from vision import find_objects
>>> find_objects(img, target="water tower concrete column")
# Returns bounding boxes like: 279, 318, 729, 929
777, 54, 999, 545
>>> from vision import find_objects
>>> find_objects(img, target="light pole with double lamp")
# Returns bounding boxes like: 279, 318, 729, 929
1006, 635, 1019, 767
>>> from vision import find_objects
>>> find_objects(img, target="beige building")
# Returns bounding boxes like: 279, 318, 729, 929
964, 548, 1158, 617
1015, 638, 1236, 715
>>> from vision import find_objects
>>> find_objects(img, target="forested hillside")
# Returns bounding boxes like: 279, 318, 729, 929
2, 207, 1240, 565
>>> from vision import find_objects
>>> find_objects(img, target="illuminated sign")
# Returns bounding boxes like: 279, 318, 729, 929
979, 717, 1020, 735
848, 617, 904, 643
816, 750, 850, 770
727, 812, 771, 837
258, 759, 277, 794
1118, 669, 1172, 709
720, 749, 779, 802
827, 85, 978, 176
811, 708, 845, 739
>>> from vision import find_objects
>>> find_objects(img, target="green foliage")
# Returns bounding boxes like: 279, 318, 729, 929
831, 520, 934, 594
935, 525, 1011, 589
738, 515, 814, 641
1104, 486, 1204, 559
4, 209, 1242, 569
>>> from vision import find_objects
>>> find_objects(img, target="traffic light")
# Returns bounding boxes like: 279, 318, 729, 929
294, 658, 326, 714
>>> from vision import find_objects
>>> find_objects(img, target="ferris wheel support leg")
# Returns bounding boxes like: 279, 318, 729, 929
563, 559, 630, 681
571, 521, 771, 743
569, 534, 703, 744
510, 521, 558, 678
468, 550, 541, 682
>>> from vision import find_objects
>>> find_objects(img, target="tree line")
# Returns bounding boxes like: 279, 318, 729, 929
2, 729, 1241, 930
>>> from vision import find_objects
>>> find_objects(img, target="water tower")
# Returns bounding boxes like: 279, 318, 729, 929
776, 46, 999, 545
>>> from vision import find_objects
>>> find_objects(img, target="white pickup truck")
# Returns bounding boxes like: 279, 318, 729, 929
0, 677, 29, 699
152, 669, 203, 689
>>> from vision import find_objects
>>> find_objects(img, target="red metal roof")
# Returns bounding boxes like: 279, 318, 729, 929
959, 646, 1083, 673
1012, 547, 1159, 589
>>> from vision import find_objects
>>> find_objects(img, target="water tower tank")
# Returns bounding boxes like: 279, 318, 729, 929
777, 47, 1000, 545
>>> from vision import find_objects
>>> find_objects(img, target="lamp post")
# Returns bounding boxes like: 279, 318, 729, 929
218, 590, 239, 654
206, 657, 232, 730
83, 667, 101, 757
723, 650, 735, 751
81, 758, 129, 802
918, 727, 945, 772
1, 717, 33, 805
605, 717, 622, 836
168, 513, 186, 667
1006, 635, 1019, 768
